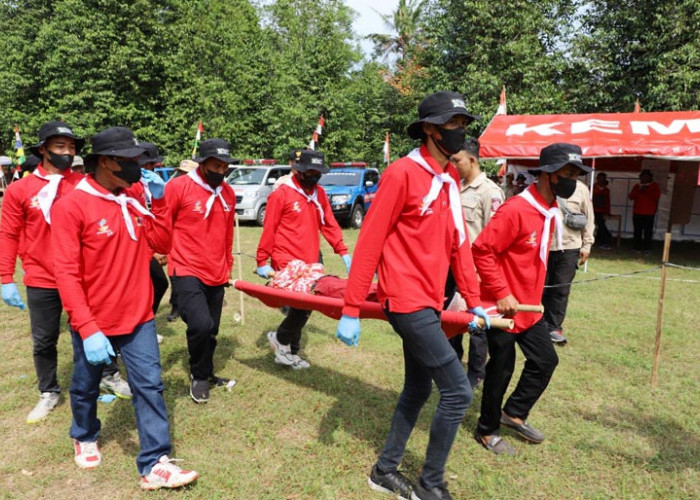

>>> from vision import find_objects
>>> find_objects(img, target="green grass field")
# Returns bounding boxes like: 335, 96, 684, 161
1, 226, 699, 499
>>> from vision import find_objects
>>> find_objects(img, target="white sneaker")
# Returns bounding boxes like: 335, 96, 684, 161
156, 334, 164, 344
100, 372, 132, 399
74, 440, 101, 469
291, 354, 310, 370
26, 392, 60, 423
140, 456, 199, 490
267, 331, 296, 366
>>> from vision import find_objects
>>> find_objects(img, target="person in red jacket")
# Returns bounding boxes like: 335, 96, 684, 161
336, 91, 489, 500
256, 149, 351, 369
0, 121, 130, 425
628, 168, 660, 253
165, 138, 236, 404
471, 142, 591, 455
51, 126, 198, 489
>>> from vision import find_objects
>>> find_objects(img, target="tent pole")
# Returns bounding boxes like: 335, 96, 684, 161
235, 213, 245, 325
651, 232, 671, 389
584, 158, 596, 273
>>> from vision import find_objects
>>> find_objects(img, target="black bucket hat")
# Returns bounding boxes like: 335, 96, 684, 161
138, 142, 164, 166
530, 143, 591, 174
294, 150, 328, 173
407, 91, 480, 139
193, 138, 236, 164
84, 127, 146, 169
30, 121, 85, 157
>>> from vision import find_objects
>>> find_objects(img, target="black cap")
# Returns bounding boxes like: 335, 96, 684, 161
84, 127, 146, 169
294, 150, 328, 173
407, 91, 480, 139
138, 142, 164, 166
193, 138, 236, 164
531, 143, 591, 174
30, 121, 85, 157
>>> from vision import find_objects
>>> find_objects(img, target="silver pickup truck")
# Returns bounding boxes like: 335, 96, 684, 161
226, 162, 291, 225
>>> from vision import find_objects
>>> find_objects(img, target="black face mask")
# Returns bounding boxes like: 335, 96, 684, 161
113, 159, 141, 185
296, 172, 321, 190
434, 126, 466, 156
204, 170, 225, 189
551, 175, 577, 199
47, 151, 74, 171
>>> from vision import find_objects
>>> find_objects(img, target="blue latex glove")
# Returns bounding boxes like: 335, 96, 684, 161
336, 315, 361, 347
467, 319, 482, 334
468, 306, 491, 330
83, 331, 116, 366
2, 283, 26, 310
342, 254, 352, 273
256, 265, 274, 279
141, 169, 165, 199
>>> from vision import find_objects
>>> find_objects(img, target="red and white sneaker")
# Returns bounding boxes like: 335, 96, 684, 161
74, 440, 101, 469
140, 456, 198, 490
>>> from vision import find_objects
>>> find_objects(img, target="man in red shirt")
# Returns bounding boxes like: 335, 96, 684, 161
51, 126, 198, 489
471, 142, 591, 455
256, 149, 351, 369
0, 121, 130, 424
592, 172, 612, 249
165, 138, 236, 404
628, 169, 660, 253
336, 91, 489, 500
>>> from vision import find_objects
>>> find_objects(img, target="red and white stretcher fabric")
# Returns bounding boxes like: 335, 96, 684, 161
269, 260, 325, 293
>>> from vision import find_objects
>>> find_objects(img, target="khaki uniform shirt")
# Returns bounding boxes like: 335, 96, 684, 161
460, 172, 505, 245
551, 180, 595, 253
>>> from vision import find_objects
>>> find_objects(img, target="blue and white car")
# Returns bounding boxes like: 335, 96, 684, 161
319, 163, 380, 228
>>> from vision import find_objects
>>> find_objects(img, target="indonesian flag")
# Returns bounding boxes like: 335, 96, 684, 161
496, 86, 507, 115
383, 131, 390, 164
309, 115, 324, 150
191, 121, 203, 159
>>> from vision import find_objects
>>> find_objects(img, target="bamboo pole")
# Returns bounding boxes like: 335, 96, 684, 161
651, 232, 672, 388
235, 214, 245, 325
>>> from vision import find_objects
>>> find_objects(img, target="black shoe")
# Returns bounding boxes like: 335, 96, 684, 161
189, 376, 209, 403
166, 308, 179, 322
411, 481, 454, 500
368, 465, 413, 500
209, 375, 230, 387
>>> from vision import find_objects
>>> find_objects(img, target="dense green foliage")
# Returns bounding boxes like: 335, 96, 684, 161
1, 0, 698, 165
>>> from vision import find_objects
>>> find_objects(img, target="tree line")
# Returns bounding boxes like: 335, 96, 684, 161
1, 0, 698, 167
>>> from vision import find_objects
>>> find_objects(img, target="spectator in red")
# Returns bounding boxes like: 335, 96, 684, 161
628, 169, 660, 253
592, 172, 612, 249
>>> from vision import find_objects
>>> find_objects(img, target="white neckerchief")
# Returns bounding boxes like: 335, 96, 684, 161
283, 177, 325, 225
32, 169, 65, 224
407, 148, 466, 246
519, 186, 563, 266
75, 178, 153, 241
187, 169, 229, 219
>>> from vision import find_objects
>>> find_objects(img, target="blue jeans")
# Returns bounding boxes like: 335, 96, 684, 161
379, 308, 472, 489
69, 320, 171, 475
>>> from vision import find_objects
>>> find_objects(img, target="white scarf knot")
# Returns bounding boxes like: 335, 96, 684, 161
187, 169, 229, 218
32, 169, 64, 224
519, 187, 563, 266
75, 178, 154, 241
407, 148, 466, 246
283, 177, 325, 225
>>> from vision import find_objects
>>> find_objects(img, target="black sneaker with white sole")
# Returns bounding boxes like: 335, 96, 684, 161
368, 465, 414, 500
411, 481, 454, 500
189, 376, 209, 404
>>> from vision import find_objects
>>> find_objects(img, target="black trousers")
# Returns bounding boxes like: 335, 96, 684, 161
26, 286, 117, 394
594, 212, 613, 246
633, 214, 655, 251
477, 319, 559, 436
149, 258, 169, 314
277, 308, 312, 355
542, 249, 580, 332
171, 276, 225, 380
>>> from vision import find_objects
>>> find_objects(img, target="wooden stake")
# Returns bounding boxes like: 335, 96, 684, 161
651, 232, 672, 388
235, 214, 245, 325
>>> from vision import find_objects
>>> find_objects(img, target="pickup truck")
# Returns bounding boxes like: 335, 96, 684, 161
226, 161, 291, 225
319, 163, 380, 228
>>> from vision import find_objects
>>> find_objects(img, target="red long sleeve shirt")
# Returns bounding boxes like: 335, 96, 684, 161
629, 182, 660, 215
592, 183, 610, 214
0, 165, 84, 288
256, 176, 347, 270
342, 145, 481, 317
51, 176, 172, 339
472, 184, 554, 333
165, 168, 235, 286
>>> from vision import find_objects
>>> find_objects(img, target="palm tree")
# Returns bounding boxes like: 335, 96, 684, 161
366, 0, 427, 63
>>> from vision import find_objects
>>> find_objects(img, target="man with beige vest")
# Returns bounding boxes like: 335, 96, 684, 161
542, 179, 594, 344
